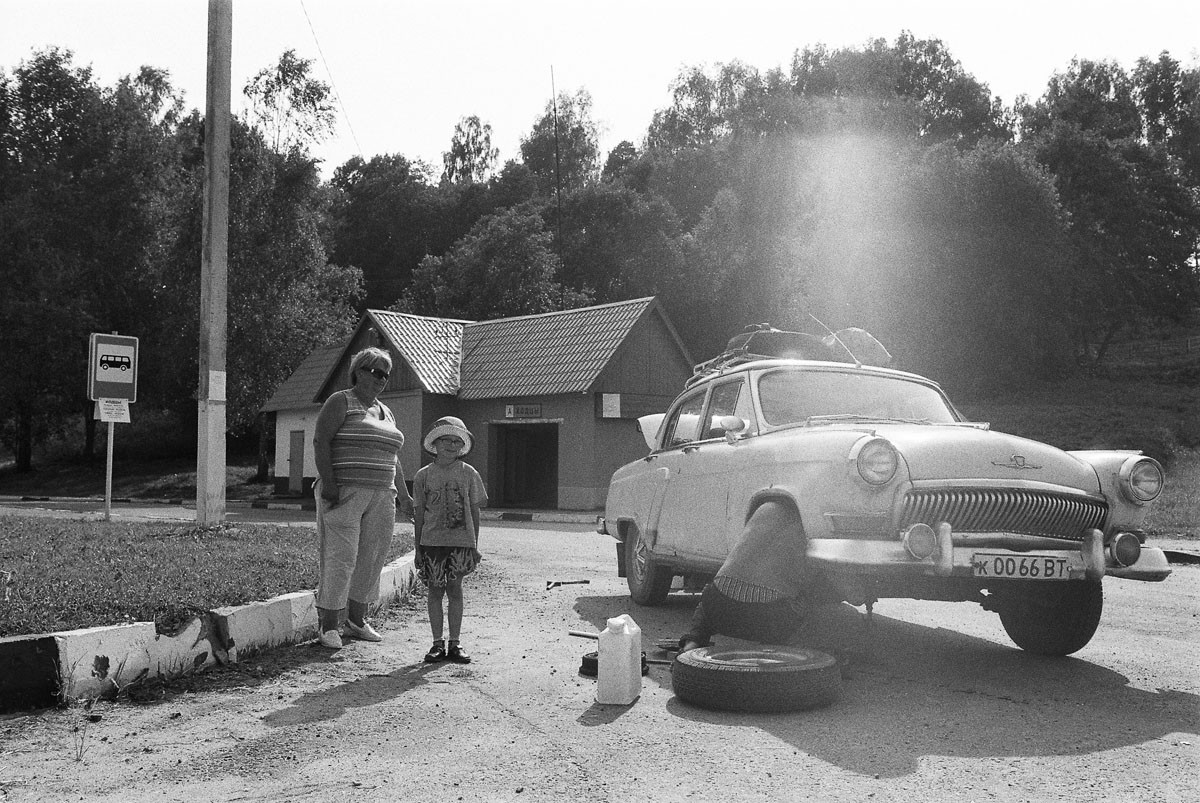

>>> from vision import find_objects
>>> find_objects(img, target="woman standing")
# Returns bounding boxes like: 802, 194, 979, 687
312, 347, 413, 649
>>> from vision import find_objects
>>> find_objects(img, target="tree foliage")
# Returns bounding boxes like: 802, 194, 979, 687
4, 36, 1199, 466
244, 49, 336, 153
442, 115, 499, 184
328, 154, 446, 310
0, 49, 184, 468
1019, 58, 1200, 354
519, 89, 600, 194
398, 206, 590, 320
0, 49, 359, 468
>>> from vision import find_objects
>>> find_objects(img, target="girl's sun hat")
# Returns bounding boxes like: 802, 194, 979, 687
423, 416, 474, 456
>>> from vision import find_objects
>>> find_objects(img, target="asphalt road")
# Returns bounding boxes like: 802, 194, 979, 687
0, 508, 1197, 802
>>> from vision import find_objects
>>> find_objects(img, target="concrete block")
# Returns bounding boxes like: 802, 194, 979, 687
151, 616, 221, 679
56, 622, 156, 701
372, 555, 417, 613
211, 596, 295, 663
0, 633, 61, 712
267, 590, 319, 643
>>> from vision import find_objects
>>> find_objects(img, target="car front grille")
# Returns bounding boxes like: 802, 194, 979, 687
899, 488, 1108, 542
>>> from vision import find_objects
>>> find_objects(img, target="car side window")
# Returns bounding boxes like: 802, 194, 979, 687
702, 379, 748, 439
661, 391, 706, 448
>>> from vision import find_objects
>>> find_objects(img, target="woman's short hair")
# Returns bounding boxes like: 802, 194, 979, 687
348, 347, 393, 385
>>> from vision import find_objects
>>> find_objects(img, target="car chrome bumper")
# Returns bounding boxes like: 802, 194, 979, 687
807, 526, 1172, 582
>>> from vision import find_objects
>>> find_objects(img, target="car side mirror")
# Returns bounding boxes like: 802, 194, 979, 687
716, 415, 748, 444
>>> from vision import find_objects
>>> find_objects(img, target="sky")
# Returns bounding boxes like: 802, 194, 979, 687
3, 1, 1199, 179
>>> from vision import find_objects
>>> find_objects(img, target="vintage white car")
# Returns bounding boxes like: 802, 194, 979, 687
597, 326, 1171, 656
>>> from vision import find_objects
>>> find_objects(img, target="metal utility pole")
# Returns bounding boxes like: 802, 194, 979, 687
551, 67, 563, 248
197, 0, 231, 525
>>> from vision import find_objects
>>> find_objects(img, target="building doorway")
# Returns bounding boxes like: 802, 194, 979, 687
288, 430, 306, 494
492, 422, 558, 509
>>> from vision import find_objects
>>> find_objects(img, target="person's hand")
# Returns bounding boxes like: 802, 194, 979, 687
321, 484, 340, 508
472, 548, 483, 564
414, 545, 425, 564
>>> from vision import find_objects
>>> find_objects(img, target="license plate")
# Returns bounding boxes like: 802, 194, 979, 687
972, 553, 1071, 580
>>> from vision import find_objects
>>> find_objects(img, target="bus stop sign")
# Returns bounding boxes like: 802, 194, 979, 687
88, 333, 139, 402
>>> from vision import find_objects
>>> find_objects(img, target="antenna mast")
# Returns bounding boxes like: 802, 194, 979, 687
809, 313, 862, 368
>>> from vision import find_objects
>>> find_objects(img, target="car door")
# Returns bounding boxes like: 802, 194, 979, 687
656, 375, 753, 568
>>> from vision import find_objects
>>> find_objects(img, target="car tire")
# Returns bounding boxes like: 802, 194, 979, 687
671, 645, 842, 713
625, 525, 672, 606
996, 580, 1103, 656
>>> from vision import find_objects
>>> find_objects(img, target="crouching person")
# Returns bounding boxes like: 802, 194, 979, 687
679, 501, 810, 652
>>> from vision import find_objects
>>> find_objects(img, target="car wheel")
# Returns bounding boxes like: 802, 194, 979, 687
672, 646, 842, 713
996, 580, 1103, 656
625, 525, 672, 606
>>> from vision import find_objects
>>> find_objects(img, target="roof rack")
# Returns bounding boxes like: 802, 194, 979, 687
687, 324, 892, 386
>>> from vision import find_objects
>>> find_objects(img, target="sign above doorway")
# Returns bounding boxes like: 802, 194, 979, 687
505, 403, 542, 418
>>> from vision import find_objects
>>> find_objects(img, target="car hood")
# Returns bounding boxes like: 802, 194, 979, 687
877, 424, 1101, 492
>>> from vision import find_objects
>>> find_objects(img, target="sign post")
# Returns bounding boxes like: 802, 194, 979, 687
88, 333, 139, 521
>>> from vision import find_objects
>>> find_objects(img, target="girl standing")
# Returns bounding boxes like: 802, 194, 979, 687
412, 416, 488, 663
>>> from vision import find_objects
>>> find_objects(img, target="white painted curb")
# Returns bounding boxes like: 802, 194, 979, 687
47, 553, 417, 704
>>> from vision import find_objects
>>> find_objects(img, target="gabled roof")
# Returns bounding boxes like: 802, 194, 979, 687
458, 297, 672, 399
367, 310, 469, 395
263, 297, 690, 412
260, 345, 343, 412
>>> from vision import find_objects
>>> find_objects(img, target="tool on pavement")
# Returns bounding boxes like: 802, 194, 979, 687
547, 580, 591, 590
568, 629, 599, 640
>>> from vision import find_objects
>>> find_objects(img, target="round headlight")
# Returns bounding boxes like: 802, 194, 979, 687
1119, 456, 1164, 504
853, 437, 899, 486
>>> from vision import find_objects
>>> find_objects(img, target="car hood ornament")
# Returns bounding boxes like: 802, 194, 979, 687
992, 454, 1041, 470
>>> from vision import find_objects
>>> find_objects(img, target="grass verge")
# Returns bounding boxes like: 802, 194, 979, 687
0, 455, 272, 501
0, 517, 412, 638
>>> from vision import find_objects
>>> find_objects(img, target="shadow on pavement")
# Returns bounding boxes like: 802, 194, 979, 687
262, 662, 440, 727
659, 602, 1199, 778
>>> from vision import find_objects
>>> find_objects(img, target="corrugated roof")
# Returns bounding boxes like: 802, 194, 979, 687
458, 297, 656, 399
260, 345, 343, 412
368, 310, 469, 395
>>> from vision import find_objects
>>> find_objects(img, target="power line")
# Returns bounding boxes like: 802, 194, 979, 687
299, 0, 363, 160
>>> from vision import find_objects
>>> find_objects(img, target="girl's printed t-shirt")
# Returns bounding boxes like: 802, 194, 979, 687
414, 460, 488, 548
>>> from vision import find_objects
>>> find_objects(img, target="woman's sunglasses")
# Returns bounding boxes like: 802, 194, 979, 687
361, 366, 390, 381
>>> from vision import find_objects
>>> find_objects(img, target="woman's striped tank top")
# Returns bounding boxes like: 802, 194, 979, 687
330, 389, 405, 489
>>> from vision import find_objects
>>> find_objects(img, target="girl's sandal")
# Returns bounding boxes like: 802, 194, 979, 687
423, 643, 447, 663
447, 643, 472, 664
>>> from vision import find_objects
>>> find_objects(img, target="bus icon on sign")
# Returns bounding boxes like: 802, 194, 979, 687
99, 354, 131, 371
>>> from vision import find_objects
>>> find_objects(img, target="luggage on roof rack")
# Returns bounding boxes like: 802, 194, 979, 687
689, 324, 892, 384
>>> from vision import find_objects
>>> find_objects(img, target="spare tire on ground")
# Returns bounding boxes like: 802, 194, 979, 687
672, 646, 842, 713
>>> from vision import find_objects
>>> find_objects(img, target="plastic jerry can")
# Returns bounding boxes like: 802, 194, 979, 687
596, 614, 642, 704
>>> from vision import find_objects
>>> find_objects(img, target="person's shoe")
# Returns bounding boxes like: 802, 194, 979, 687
344, 620, 383, 642
317, 630, 343, 649
447, 643, 472, 664
423, 642, 447, 663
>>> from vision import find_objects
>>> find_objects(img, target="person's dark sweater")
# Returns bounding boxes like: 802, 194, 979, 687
681, 502, 809, 649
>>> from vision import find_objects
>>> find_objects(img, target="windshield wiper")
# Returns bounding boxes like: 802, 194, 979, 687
802, 414, 932, 425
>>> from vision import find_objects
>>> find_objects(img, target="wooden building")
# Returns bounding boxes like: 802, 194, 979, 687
260, 297, 693, 510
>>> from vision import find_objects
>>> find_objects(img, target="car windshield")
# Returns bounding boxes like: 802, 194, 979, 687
757, 368, 958, 426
